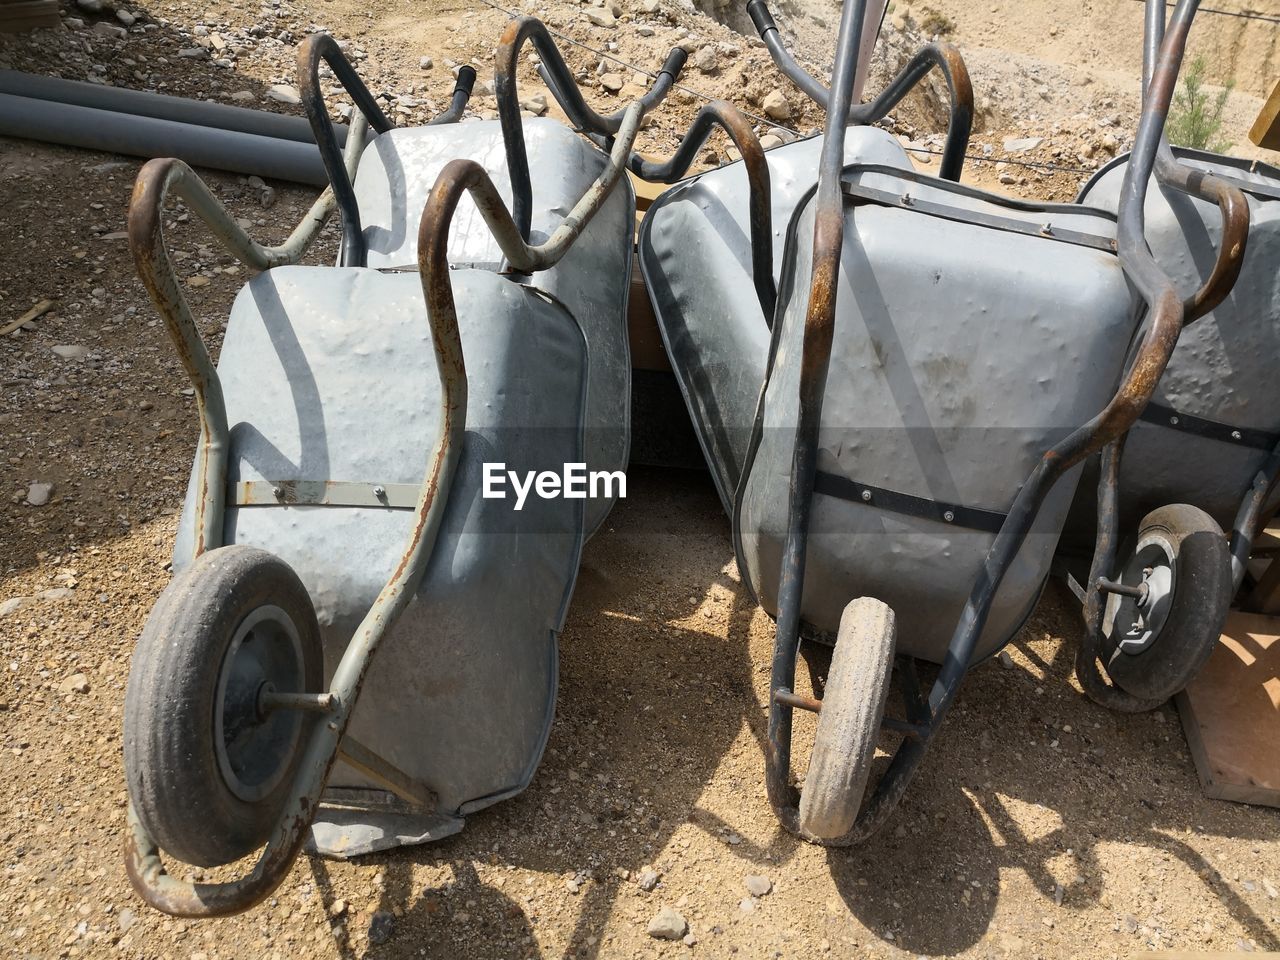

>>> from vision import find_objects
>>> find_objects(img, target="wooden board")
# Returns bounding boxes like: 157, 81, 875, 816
1250, 77, 1280, 152
0, 0, 59, 31
1175, 611, 1280, 807
626, 261, 670, 372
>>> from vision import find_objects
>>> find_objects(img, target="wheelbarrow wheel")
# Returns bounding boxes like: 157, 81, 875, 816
798, 597, 896, 841
1100, 504, 1231, 703
124, 545, 324, 868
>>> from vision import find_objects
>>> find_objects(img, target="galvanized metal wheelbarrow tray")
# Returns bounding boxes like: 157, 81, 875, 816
640, 0, 1241, 844
121, 22, 689, 916
1061, 0, 1275, 713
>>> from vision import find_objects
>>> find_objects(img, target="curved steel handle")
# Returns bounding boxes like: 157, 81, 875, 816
626, 101, 777, 321
846, 43, 973, 181
1154, 150, 1251, 323
124, 158, 469, 918
746, 0, 972, 178
127, 158, 337, 557
495, 15, 685, 242
430, 65, 477, 126
297, 33, 395, 267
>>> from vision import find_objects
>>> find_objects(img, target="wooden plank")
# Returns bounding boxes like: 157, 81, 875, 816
1245, 556, 1280, 615
1175, 610, 1280, 807
1250, 77, 1280, 151
0, 0, 59, 31
626, 261, 670, 372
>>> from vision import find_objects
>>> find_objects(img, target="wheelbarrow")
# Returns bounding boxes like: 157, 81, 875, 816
640, 0, 1239, 843
637, 0, 974, 513
1063, 0, 1274, 712
121, 22, 687, 915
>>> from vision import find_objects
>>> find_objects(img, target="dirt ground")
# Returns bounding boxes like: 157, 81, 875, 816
2, 0, 1280, 957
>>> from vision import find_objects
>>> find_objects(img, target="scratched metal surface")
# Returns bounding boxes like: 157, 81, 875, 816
353, 119, 633, 535
1070, 150, 1280, 533
173, 265, 588, 822
645, 130, 1135, 663
640, 129, 920, 511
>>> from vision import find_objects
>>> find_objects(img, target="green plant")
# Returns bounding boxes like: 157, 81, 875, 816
918, 6, 954, 36
1166, 55, 1234, 153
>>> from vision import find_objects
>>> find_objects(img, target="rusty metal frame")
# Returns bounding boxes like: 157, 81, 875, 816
495, 15, 686, 243
746, 0, 973, 181
1072, 0, 1254, 712
297, 32, 475, 267
127, 158, 339, 557
125, 18, 666, 911
124, 155, 468, 916
758, 0, 1223, 843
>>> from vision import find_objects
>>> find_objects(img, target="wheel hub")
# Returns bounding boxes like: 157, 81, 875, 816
1104, 535, 1176, 655
214, 605, 308, 803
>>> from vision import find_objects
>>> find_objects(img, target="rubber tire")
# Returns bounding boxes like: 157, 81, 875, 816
124, 545, 323, 867
1102, 504, 1231, 702
798, 597, 896, 841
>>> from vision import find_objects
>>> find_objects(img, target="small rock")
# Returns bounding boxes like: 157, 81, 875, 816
692, 45, 717, 73
647, 906, 687, 940
738, 897, 755, 913
419, 56, 433, 70
367, 910, 395, 945
115, 8, 135, 25
186, 276, 210, 288
178, 47, 208, 59
636, 24, 654, 35
1262, 877, 1278, 899
26, 481, 54, 505
760, 134, 783, 150
998, 650, 1014, 669
1101, 133, 1119, 154
329, 899, 347, 917
998, 172, 1017, 185
59, 673, 90, 695
229, 90, 254, 102
726, 833, 742, 845
92, 22, 127, 38
599, 73, 624, 93
762, 89, 790, 122
636, 0, 660, 11
520, 94, 548, 115
585, 7, 615, 26
1002, 136, 1043, 153
682, 932, 697, 946
1122, 913, 1139, 934
74, 0, 102, 10
40, 588, 75, 601
265, 84, 301, 105
744, 875, 772, 898
116, 909, 136, 932
0, 597, 32, 617
637, 869, 660, 892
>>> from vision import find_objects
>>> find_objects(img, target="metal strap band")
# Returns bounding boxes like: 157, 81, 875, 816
1138, 402, 1280, 451
841, 181, 1118, 252
231, 480, 419, 509
814, 471, 1007, 534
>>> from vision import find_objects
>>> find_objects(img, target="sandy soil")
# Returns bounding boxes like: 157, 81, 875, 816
2, 0, 1280, 957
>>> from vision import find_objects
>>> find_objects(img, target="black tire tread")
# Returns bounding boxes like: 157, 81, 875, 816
123, 545, 322, 867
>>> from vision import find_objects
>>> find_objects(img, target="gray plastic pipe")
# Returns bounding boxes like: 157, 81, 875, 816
0, 70, 347, 146
0, 92, 330, 184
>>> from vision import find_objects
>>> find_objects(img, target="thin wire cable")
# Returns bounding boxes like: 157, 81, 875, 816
474, 0, 1259, 179
1123, 0, 1280, 25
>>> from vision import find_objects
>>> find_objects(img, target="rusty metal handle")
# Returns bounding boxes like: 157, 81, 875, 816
628, 101, 777, 321
125, 161, 469, 918
846, 43, 973, 181
127, 158, 337, 558
496, 15, 684, 243
1154, 150, 1251, 323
